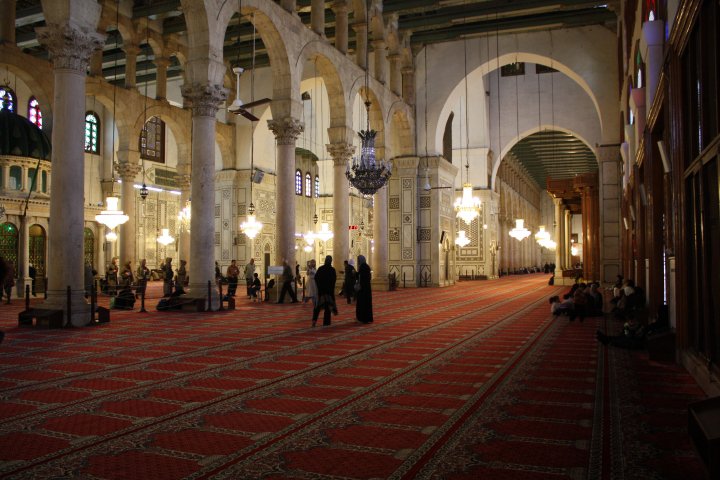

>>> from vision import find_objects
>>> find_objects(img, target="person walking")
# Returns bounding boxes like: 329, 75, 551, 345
355, 255, 373, 324
226, 260, 240, 297
312, 255, 337, 326
277, 260, 298, 304
244, 258, 256, 298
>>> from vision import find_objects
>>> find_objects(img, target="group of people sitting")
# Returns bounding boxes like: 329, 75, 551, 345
549, 281, 604, 321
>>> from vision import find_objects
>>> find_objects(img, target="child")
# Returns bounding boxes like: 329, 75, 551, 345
549, 295, 573, 317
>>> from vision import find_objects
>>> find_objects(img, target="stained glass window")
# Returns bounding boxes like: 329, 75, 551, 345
295, 170, 302, 195
0, 86, 16, 112
140, 116, 166, 163
0, 222, 19, 274
305, 172, 312, 197
314, 175, 320, 198
28, 97, 42, 129
85, 112, 100, 153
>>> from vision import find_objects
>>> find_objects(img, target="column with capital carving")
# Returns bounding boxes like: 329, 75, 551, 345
372, 39, 386, 85
123, 45, 140, 89
37, 22, 105, 325
116, 157, 142, 266
269, 117, 304, 267
0, 0, 16, 43
327, 143, 354, 263
155, 57, 171, 100
333, 1, 349, 54
353, 22, 368, 69
181, 83, 226, 309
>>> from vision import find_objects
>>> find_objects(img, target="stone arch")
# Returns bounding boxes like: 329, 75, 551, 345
213, 0, 297, 118
130, 103, 191, 146
296, 48, 348, 134
387, 102, 414, 158
490, 125, 597, 190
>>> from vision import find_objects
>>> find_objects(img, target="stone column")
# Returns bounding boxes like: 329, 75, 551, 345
353, 22, 368, 69
565, 209, 572, 269
576, 173, 600, 281
0, 0, 16, 44
553, 197, 563, 277
372, 39, 386, 84
597, 145, 621, 283
37, 23, 105, 326
95, 223, 105, 279
268, 117, 304, 267
175, 172, 191, 268
372, 185, 388, 289
181, 83, 226, 308
154, 57, 171, 100
123, 44, 140, 89
388, 53, 401, 96
327, 143, 354, 263
311, 0, 325, 36
401, 66, 415, 105
116, 158, 141, 267
332, 1, 349, 54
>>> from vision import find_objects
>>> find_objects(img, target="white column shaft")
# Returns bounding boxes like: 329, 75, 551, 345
333, 4, 349, 54
372, 186, 388, 282
311, 0, 324, 36
119, 177, 136, 265
333, 162, 349, 262
276, 142, 296, 266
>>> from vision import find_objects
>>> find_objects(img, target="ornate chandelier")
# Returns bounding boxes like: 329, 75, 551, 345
534, 225, 550, 244
303, 230, 316, 245
315, 222, 334, 242
157, 228, 175, 246
95, 196, 129, 230
508, 219, 531, 240
347, 127, 392, 196
454, 182, 481, 224
105, 230, 117, 242
240, 203, 263, 239
455, 230, 471, 247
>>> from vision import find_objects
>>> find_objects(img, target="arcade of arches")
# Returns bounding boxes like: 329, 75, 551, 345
0, 0, 718, 395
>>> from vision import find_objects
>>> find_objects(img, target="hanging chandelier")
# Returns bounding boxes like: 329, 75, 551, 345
542, 239, 557, 250
315, 222, 334, 242
157, 228, 175, 246
346, 1, 391, 196
178, 199, 191, 232
455, 230, 471, 247
105, 230, 117, 242
508, 219, 531, 241
95, 196, 129, 229
454, 182, 481, 224
303, 230, 316, 245
240, 202, 263, 239
534, 225, 550, 244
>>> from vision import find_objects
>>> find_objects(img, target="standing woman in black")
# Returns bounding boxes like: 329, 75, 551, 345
355, 255, 373, 323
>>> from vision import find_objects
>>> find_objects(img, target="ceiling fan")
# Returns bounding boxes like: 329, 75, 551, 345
228, 66, 271, 121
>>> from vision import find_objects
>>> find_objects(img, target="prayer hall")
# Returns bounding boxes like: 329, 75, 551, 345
0, 1, 718, 478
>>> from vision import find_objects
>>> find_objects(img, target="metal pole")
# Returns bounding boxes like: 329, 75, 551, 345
25, 284, 30, 310
218, 279, 224, 310
207, 280, 212, 312
90, 283, 96, 323
139, 285, 146, 313
66, 285, 72, 326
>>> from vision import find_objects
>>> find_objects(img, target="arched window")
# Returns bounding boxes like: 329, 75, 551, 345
27, 97, 42, 129
85, 112, 100, 153
0, 222, 19, 274
314, 175, 320, 198
295, 170, 302, 195
140, 116, 166, 163
0, 86, 16, 112
305, 172, 312, 197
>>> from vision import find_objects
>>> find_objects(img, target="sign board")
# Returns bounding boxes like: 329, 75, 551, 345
267, 266, 284, 275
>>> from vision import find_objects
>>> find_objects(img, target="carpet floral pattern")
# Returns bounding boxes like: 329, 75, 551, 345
0, 276, 707, 479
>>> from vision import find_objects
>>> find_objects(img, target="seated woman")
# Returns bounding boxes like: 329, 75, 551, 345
249, 273, 262, 299
113, 285, 136, 310
156, 288, 186, 311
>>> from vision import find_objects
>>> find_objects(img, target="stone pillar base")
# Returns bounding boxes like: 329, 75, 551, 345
371, 278, 389, 292
187, 283, 221, 311
42, 293, 91, 327
16, 277, 32, 298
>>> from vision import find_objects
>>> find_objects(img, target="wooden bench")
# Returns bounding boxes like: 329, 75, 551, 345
18, 308, 64, 328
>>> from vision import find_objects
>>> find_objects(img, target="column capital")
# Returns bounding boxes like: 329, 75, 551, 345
268, 117, 304, 145
352, 21, 368, 31
371, 38, 386, 50
326, 143, 356, 165
332, 0, 349, 13
175, 173, 191, 189
154, 56, 172, 68
36, 23, 105, 72
181, 83, 227, 117
122, 44, 141, 56
115, 162, 142, 180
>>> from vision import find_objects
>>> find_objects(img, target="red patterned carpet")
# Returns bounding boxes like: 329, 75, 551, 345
0, 275, 708, 479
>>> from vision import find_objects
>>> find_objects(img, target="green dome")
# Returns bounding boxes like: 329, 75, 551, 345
0, 110, 51, 160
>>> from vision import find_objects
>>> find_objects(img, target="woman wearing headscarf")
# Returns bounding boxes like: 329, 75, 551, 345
355, 255, 373, 323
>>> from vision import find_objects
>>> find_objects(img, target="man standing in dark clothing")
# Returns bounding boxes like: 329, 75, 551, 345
29, 263, 37, 296
226, 260, 240, 297
312, 255, 337, 326
277, 260, 298, 304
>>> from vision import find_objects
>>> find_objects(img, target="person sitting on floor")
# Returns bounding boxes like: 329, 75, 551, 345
550, 295, 574, 317
112, 285, 136, 310
156, 288, 186, 311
